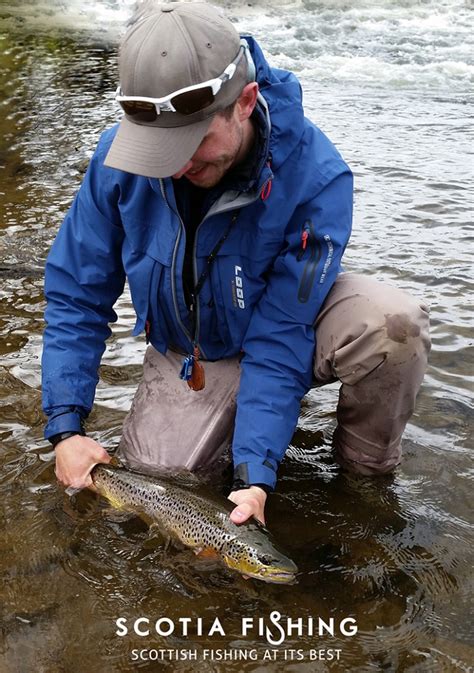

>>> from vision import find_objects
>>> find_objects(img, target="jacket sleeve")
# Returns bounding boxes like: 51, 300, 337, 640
232, 169, 353, 489
42, 142, 125, 439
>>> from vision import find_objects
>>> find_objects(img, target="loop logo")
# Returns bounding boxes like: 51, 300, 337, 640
232, 265, 245, 309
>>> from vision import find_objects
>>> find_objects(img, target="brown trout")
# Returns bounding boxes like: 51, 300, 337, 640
91, 463, 297, 584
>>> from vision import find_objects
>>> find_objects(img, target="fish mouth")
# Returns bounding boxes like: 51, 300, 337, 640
229, 561, 298, 584
223, 551, 298, 584
255, 568, 299, 584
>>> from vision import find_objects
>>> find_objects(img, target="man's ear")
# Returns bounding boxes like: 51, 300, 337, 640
236, 82, 259, 121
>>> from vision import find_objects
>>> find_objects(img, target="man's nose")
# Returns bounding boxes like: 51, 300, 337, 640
172, 159, 193, 180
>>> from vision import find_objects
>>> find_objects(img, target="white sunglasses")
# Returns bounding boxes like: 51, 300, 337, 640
115, 45, 244, 119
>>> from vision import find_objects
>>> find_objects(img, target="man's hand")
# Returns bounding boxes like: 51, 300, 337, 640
54, 435, 110, 490
228, 486, 267, 525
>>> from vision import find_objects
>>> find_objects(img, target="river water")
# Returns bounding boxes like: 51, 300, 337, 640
0, 1, 472, 671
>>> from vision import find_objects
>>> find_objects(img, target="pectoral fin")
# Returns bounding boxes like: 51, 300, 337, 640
194, 547, 220, 559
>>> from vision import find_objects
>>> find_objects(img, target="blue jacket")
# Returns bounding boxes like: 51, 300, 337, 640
42, 38, 353, 490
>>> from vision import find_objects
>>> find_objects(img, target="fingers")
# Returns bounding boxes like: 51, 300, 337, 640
228, 486, 267, 525
54, 435, 110, 490
230, 502, 254, 525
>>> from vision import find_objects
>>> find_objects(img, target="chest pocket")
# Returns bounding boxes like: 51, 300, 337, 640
122, 216, 173, 265
121, 217, 173, 344
218, 232, 279, 301
204, 228, 283, 349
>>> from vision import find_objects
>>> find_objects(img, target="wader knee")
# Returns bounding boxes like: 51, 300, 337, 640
314, 273, 431, 475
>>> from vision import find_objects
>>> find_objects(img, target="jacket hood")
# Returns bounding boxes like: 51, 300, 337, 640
244, 35, 305, 170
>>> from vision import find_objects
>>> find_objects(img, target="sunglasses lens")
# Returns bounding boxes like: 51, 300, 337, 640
118, 85, 216, 119
120, 100, 157, 122
172, 87, 215, 115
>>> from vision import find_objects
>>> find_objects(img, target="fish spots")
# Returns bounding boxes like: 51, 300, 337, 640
91, 465, 296, 581
385, 313, 421, 344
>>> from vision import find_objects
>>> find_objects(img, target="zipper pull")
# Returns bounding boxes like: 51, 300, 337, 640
260, 159, 273, 201
297, 223, 311, 261
301, 229, 309, 251
260, 179, 272, 201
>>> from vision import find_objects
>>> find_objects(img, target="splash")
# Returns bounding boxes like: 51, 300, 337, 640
0, 0, 139, 40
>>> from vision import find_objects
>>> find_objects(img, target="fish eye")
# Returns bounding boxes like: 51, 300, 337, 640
257, 554, 274, 566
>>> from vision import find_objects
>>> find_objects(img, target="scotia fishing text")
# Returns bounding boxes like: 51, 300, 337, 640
115, 611, 357, 646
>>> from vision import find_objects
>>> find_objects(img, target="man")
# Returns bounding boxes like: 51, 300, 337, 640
42, 2, 430, 526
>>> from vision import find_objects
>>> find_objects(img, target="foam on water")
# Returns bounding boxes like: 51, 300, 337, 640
298, 55, 474, 89
1, 0, 472, 90
230, 0, 473, 91
0, 0, 137, 40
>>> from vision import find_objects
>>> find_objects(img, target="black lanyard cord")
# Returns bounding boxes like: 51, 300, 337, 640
189, 209, 241, 333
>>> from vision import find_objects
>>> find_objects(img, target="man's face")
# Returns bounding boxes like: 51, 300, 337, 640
172, 108, 245, 189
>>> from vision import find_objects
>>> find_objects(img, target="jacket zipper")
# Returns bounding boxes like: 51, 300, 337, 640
297, 219, 321, 303
158, 180, 193, 350
183, 184, 272, 355
158, 166, 273, 358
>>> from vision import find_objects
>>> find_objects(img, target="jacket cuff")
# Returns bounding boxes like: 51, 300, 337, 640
44, 411, 84, 440
233, 461, 277, 492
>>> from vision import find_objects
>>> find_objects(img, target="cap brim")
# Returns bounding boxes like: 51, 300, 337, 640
104, 115, 214, 179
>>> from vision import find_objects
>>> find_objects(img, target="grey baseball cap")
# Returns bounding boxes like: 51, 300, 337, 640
104, 2, 249, 178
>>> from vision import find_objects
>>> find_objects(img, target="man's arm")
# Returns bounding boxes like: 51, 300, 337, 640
42, 136, 125, 487
228, 169, 353, 522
